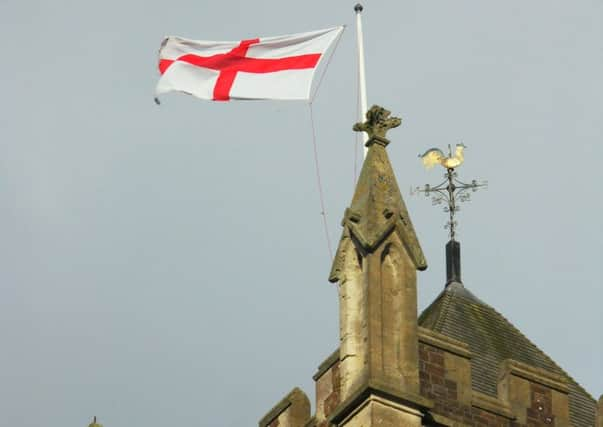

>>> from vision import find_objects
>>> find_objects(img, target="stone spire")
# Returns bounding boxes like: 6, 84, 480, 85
329, 106, 426, 282
328, 106, 430, 426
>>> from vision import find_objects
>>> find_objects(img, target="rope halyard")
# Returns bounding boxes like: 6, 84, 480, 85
308, 104, 334, 261
305, 26, 345, 261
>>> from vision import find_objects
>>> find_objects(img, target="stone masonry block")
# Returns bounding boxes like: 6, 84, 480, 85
498, 359, 569, 426
259, 388, 311, 427
443, 352, 472, 405
339, 396, 423, 427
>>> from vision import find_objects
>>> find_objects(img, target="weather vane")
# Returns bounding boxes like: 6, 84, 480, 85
412, 143, 487, 240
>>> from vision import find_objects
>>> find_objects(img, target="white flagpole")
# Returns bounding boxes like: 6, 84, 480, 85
355, 3, 369, 156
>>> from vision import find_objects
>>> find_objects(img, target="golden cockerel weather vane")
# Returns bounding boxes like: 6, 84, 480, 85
413, 144, 487, 240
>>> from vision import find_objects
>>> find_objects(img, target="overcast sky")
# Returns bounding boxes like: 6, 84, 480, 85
1, 1, 601, 426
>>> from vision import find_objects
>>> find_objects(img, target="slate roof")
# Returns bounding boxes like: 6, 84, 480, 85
418, 282, 596, 427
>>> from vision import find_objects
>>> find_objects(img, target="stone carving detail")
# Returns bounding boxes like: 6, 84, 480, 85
353, 105, 401, 141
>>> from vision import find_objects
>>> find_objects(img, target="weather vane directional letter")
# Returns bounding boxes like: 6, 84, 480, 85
413, 144, 487, 240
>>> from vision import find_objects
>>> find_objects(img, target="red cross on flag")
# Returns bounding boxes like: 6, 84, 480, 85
155, 27, 343, 102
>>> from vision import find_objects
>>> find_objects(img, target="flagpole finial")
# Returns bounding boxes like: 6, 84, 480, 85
354, 3, 363, 12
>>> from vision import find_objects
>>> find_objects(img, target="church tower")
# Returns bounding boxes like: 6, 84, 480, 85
258, 106, 601, 427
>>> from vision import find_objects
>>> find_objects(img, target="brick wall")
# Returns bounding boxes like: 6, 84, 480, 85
314, 359, 340, 427
418, 341, 573, 427
420, 342, 514, 427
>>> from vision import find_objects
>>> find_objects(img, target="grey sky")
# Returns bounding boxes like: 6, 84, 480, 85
0, 1, 601, 426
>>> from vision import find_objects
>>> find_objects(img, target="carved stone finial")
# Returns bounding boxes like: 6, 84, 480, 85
353, 105, 401, 144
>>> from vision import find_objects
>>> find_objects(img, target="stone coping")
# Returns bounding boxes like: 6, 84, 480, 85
418, 327, 472, 359
499, 359, 569, 394
312, 348, 340, 381
471, 391, 515, 420
258, 387, 303, 427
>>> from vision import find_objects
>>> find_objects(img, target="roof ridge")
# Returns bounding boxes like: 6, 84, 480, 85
479, 298, 596, 404
418, 288, 444, 327
433, 288, 453, 332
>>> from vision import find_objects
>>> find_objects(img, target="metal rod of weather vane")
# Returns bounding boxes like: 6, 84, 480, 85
355, 3, 369, 156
